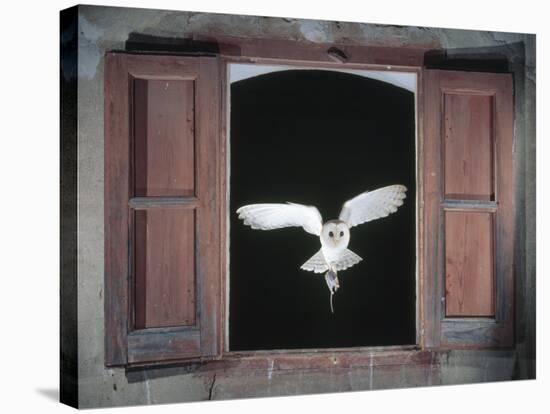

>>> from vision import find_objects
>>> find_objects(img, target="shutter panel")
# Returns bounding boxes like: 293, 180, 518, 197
423, 69, 514, 348
105, 53, 222, 365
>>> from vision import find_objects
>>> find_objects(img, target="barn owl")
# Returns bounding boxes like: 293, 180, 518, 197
236, 184, 407, 313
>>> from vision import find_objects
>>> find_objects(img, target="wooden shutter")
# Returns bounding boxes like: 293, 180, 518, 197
423, 69, 514, 348
105, 53, 222, 365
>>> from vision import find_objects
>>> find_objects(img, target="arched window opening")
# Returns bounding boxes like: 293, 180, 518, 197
229, 67, 417, 351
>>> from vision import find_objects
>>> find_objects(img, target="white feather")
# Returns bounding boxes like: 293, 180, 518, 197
332, 249, 362, 271
236, 202, 323, 236
301, 248, 362, 273
301, 250, 329, 273
338, 184, 407, 228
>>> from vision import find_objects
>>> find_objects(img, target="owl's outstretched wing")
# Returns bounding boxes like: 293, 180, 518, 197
236, 202, 323, 236
338, 184, 407, 228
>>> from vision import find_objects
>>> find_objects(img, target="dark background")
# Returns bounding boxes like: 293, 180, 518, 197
229, 70, 416, 351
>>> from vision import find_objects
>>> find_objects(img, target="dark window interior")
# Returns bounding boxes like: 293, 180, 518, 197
229, 70, 416, 351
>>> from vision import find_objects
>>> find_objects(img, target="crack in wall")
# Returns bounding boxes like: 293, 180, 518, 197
207, 374, 217, 400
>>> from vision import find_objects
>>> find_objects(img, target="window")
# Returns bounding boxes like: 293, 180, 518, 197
423, 70, 514, 348
229, 65, 416, 350
104, 43, 514, 367
105, 54, 222, 364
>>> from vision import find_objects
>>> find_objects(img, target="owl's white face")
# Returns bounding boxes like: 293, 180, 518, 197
320, 220, 350, 250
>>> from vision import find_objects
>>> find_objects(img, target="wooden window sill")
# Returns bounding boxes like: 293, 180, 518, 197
126, 346, 445, 374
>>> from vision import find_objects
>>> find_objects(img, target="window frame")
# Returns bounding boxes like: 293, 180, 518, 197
215, 40, 428, 361
221, 58, 423, 355
104, 37, 515, 370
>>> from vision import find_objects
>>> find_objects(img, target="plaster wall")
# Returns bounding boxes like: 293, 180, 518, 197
62, 5, 535, 408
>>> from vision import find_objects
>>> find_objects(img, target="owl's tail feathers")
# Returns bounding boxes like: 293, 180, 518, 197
300, 250, 329, 273
334, 249, 363, 271
301, 249, 363, 273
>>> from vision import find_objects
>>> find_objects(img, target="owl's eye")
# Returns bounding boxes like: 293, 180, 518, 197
340, 231, 344, 237
328, 231, 334, 238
